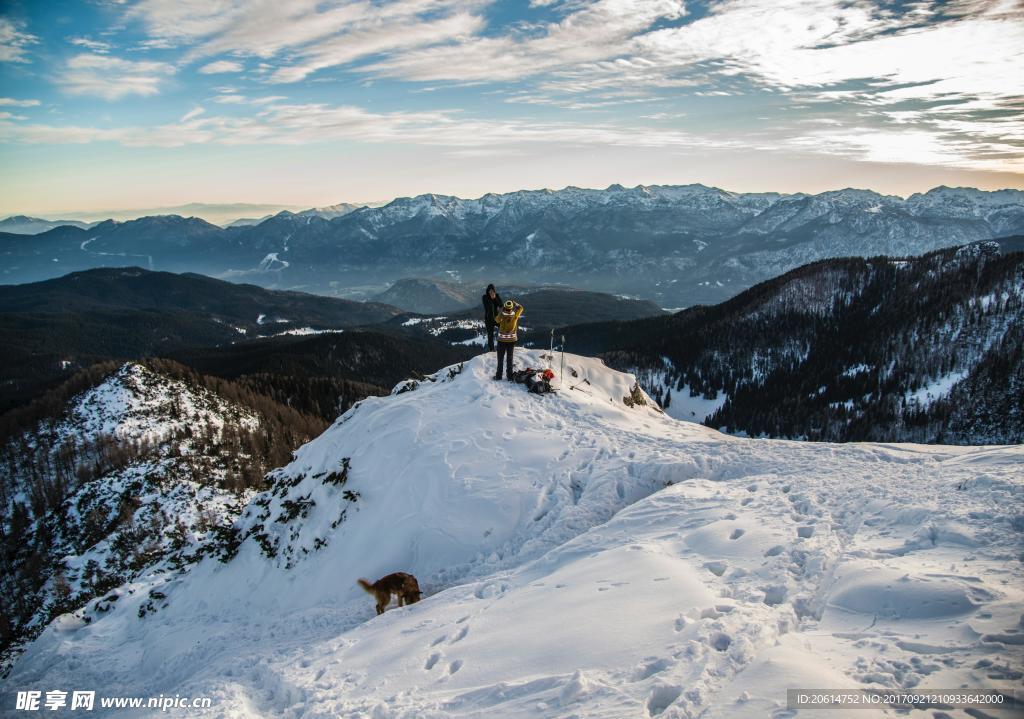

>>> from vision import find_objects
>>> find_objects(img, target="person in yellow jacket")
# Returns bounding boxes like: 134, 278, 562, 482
493, 299, 524, 380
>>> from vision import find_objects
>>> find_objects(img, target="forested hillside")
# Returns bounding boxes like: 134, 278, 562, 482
0, 360, 328, 669
565, 240, 1023, 443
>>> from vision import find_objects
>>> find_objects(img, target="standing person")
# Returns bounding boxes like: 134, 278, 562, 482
494, 299, 524, 381
482, 284, 503, 352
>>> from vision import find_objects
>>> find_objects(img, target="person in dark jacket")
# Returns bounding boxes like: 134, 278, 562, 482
482, 284, 503, 352
493, 299, 524, 380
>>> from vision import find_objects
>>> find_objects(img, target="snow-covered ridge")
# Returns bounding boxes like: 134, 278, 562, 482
57, 363, 259, 445
1, 363, 263, 671
6, 353, 1022, 717
350, 184, 1023, 229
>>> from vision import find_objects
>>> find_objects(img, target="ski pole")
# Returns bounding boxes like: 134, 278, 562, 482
560, 334, 565, 381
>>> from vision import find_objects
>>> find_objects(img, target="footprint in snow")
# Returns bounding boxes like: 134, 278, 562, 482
704, 560, 728, 577
632, 657, 672, 682
730, 528, 746, 540
450, 625, 469, 643
797, 526, 815, 538
431, 635, 447, 646
449, 659, 463, 675
710, 632, 732, 652
647, 685, 683, 716
424, 652, 442, 670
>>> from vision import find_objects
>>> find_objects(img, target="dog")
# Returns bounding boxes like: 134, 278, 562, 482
357, 572, 422, 615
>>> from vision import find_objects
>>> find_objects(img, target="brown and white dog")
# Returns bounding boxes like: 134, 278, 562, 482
357, 572, 422, 615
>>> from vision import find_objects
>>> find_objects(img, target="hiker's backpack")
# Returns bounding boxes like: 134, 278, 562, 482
512, 368, 535, 384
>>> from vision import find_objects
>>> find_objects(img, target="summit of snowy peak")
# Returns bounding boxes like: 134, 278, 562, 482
908, 185, 1024, 210
819, 187, 893, 201
226, 351, 673, 578
905, 187, 1024, 234
57, 362, 258, 445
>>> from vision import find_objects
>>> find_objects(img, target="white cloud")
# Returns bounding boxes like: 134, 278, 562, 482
0, 100, 724, 151
69, 37, 113, 54
199, 59, 243, 74
180, 106, 205, 121
364, 0, 686, 83
249, 95, 288, 105
786, 126, 1024, 174
7, 0, 1021, 177
59, 54, 176, 100
0, 17, 38, 63
128, 0, 491, 82
0, 97, 40, 107
133, 38, 178, 51
268, 10, 485, 84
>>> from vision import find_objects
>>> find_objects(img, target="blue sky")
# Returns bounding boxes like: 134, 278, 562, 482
0, 0, 1022, 219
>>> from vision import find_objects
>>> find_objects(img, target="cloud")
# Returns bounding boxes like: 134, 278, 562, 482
0, 17, 38, 63
785, 126, 1024, 174
1, 89, 1016, 175
69, 37, 113, 54
0, 100, 723, 152
59, 54, 176, 100
249, 95, 288, 105
363, 0, 687, 83
627, 0, 1024, 102
6, 0, 1021, 178
199, 59, 243, 74
128, 0, 491, 83
268, 10, 485, 84
0, 97, 40, 107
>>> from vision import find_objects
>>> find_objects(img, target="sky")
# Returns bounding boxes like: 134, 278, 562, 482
0, 0, 1022, 219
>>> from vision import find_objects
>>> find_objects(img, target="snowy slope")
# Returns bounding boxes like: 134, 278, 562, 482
5, 353, 1022, 718
1, 364, 262, 670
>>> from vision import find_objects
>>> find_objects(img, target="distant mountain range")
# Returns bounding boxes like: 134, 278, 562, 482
369, 277, 664, 317
4, 184, 1022, 306
372, 277, 479, 313
0, 215, 96, 234
0, 266, 658, 415
0, 267, 402, 412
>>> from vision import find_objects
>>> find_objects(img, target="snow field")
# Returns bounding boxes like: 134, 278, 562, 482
6, 352, 1022, 718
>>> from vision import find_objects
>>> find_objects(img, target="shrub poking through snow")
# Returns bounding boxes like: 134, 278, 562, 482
623, 382, 648, 407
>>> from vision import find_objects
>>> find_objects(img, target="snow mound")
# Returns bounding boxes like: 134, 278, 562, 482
63, 363, 258, 443
228, 350, 675, 580
6, 352, 1023, 718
